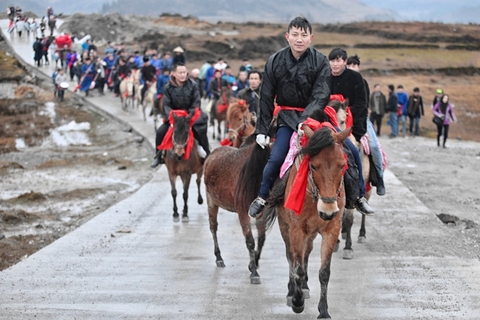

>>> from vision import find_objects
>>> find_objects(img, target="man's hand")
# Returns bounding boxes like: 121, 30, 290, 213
297, 123, 304, 137
256, 134, 270, 149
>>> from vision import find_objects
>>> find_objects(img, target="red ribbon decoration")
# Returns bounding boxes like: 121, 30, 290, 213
220, 138, 233, 146
157, 108, 201, 160
329, 94, 346, 102
284, 118, 347, 215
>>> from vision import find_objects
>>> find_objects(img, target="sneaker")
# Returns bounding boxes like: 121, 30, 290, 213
248, 197, 266, 218
355, 197, 374, 216
376, 177, 386, 196
197, 145, 207, 158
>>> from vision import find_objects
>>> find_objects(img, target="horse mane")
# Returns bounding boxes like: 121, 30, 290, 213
234, 136, 271, 214
226, 100, 247, 121
309, 109, 330, 123
239, 134, 256, 148
300, 128, 335, 158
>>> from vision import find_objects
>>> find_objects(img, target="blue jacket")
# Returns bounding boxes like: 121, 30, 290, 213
235, 80, 249, 97
397, 92, 409, 115
222, 74, 236, 85
156, 74, 170, 96
159, 58, 173, 71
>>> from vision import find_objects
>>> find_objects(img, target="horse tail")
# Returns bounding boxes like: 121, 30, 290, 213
235, 135, 270, 215
260, 170, 289, 232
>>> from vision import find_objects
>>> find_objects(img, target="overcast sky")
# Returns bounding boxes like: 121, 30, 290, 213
361, 0, 480, 23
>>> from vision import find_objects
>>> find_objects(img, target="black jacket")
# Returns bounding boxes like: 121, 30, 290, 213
141, 64, 156, 82
329, 68, 367, 141
207, 78, 229, 99
238, 86, 261, 115
256, 46, 331, 135
387, 92, 398, 113
162, 79, 200, 119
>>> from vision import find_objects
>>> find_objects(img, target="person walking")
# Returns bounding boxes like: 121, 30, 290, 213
407, 87, 424, 136
387, 84, 398, 138
433, 94, 456, 148
369, 84, 387, 136
396, 85, 408, 137
248, 16, 331, 218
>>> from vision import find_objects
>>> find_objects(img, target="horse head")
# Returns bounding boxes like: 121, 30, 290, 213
171, 113, 192, 159
327, 97, 349, 131
301, 126, 350, 220
226, 99, 253, 144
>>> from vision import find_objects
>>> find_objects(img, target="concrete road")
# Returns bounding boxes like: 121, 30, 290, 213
1, 21, 480, 319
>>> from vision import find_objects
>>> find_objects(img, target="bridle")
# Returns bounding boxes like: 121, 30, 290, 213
172, 132, 188, 151
228, 114, 250, 141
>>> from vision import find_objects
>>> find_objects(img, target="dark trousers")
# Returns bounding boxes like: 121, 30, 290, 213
369, 112, 383, 135
437, 124, 449, 146
343, 136, 366, 198
57, 89, 64, 101
258, 125, 293, 199
155, 121, 210, 156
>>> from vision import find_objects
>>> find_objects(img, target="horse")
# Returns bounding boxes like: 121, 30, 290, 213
136, 81, 157, 121
203, 135, 270, 284
119, 76, 135, 112
332, 99, 372, 260
262, 124, 350, 317
212, 86, 233, 141
261, 124, 351, 318
163, 110, 204, 222
225, 99, 255, 148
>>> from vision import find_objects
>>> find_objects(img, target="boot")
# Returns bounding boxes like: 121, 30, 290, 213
248, 197, 266, 218
150, 151, 164, 168
355, 197, 374, 216
376, 177, 386, 196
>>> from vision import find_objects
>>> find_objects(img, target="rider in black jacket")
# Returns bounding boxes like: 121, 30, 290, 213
150, 63, 210, 168
248, 16, 331, 218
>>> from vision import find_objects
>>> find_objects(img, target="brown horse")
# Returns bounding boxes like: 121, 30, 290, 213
164, 112, 204, 222
261, 125, 350, 318
332, 99, 372, 259
226, 100, 255, 148
212, 86, 233, 141
203, 135, 270, 284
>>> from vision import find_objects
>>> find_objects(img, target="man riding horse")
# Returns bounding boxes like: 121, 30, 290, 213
248, 16, 332, 218
150, 63, 210, 168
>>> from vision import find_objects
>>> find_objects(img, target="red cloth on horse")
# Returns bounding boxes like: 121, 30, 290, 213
157, 108, 200, 160
217, 103, 229, 114
345, 107, 353, 129
324, 106, 339, 128
220, 138, 233, 146
55, 34, 72, 49
284, 118, 347, 215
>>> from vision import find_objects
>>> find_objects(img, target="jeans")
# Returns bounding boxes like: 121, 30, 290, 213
343, 137, 366, 198
258, 125, 293, 199
366, 119, 384, 179
409, 115, 420, 136
388, 112, 398, 136
400, 114, 407, 136
57, 89, 64, 101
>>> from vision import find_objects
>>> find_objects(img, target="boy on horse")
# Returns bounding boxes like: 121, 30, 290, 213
150, 63, 210, 168
328, 48, 375, 214
248, 16, 331, 218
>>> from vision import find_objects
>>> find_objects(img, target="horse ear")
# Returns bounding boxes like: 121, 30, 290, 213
303, 125, 314, 139
336, 127, 352, 144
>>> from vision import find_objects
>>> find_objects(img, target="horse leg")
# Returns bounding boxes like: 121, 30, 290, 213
196, 168, 203, 205
277, 217, 296, 307
168, 172, 179, 222
302, 236, 315, 299
289, 230, 308, 314
238, 211, 260, 284
342, 208, 354, 259
358, 214, 367, 243
317, 229, 340, 319
180, 172, 192, 222
216, 121, 221, 141
254, 217, 267, 269
212, 119, 216, 140
207, 194, 224, 267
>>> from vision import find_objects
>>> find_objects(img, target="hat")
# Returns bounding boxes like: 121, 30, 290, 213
436, 88, 443, 94
173, 46, 184, 53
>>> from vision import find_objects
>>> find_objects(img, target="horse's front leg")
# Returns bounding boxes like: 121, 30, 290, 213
196, 168, 204, 205
342, 208, 354, 259
358, 214, 367, 243
318, 227, 340, 319
290, 231, 307, 314
302, 236, 315, 299
216, 121, 221, 141
180, 172, 192, 222
168, 171, 179, 222
238, 211, 259, 284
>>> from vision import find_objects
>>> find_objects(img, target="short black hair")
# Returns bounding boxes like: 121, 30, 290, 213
388, 84, 395, 92
328, 47, 347, 61
347, 54, 360, 66
248, 70, 262, 80
397, 85, 404, 89
413, 87, 420, 92
287, 16, 312, 34
171, 62, 185, 71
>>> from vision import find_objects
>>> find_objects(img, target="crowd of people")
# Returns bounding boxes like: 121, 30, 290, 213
21, 12, 456, 219
7, 5, 56, 38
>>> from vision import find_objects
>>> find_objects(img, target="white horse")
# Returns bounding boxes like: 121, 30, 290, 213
119, 76, 135, 112
136, 81, 157, 121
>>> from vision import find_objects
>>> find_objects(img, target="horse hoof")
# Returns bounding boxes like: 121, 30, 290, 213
302, 289, 310, 299
173, 215, 180, 223
292, 303, 305, 314
182, 216, 189, 223
286, 296, 293, 307
333, 241, 340, 253
343, 248, 354, 260
250, 276, 261, 285
358, 236, 366, 243
216, 260, 225, 268
198, 196, 203, 205
317, 312, 332, 319
341, 232, 347, 240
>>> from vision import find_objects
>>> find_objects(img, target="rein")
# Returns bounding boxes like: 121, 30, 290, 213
228, 114, 249, 140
